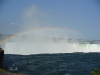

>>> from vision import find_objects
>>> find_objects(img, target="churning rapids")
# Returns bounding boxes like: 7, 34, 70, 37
2, 35, 100, 55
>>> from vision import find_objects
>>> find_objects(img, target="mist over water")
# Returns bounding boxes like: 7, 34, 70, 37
4, 42, 100, 55
3, 31, 74, 55
3, 32, 100, 55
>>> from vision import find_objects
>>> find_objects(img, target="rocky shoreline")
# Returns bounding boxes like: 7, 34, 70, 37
0, 71, 27, 75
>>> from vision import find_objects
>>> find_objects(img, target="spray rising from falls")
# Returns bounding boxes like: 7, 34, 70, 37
1, 29, 100, 55
4, 41, 100, 55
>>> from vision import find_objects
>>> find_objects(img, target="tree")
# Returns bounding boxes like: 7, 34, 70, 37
91, 68, 100, 75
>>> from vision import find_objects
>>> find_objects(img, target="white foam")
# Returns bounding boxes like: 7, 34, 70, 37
4, 40, 100, 55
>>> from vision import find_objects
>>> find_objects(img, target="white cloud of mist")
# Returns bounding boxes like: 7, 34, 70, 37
19, 4, 80, 39
21, 5, 50, 30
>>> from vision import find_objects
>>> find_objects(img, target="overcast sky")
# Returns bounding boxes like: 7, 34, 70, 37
0, 0, 100, 40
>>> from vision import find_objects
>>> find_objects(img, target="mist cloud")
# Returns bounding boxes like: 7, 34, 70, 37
21, 5, 50, 31
19, 5, 80, 39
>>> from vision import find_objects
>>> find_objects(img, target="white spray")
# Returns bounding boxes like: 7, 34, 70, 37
3, 5, 100, 55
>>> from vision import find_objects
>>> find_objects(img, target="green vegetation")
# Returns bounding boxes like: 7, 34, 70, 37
92, 68, 100, 75
0, 68, 4, 71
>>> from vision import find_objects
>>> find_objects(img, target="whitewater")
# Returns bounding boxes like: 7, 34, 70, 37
3, 36, 100, 55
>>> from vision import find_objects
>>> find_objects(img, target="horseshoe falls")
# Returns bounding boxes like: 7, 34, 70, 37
3, 35, 100, 55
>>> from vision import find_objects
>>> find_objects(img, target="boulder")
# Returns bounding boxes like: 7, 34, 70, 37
0, 48, 4, 68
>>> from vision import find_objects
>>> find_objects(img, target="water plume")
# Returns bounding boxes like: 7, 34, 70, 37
3, 28, 100, 55
2, 5, 93, 55
3, 28, 79, 55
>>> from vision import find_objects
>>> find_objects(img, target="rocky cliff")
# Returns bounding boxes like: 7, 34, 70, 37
0, 48, 4, 68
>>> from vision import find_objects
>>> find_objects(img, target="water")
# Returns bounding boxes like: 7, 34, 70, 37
4, 53, 100, 75
2, 35, 100, 75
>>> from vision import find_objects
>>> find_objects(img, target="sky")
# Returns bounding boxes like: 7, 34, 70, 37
0, 0, 100, 40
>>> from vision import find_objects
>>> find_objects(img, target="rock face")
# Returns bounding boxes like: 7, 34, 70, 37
0, 48, 4, 68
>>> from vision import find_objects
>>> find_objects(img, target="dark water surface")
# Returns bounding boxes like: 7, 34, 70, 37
4, 53, 100, 75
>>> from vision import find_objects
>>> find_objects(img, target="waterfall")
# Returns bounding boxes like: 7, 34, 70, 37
3, 41, 100, 55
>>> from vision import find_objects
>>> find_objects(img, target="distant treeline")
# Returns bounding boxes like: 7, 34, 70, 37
0, 34, 12, 40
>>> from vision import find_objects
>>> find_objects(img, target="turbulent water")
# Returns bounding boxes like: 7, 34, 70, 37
4, 53, 100, 75
4, 42, 100, 54
3, 36, 100, 55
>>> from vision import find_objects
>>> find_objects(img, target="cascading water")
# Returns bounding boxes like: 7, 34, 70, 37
3, 34, 100, 55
